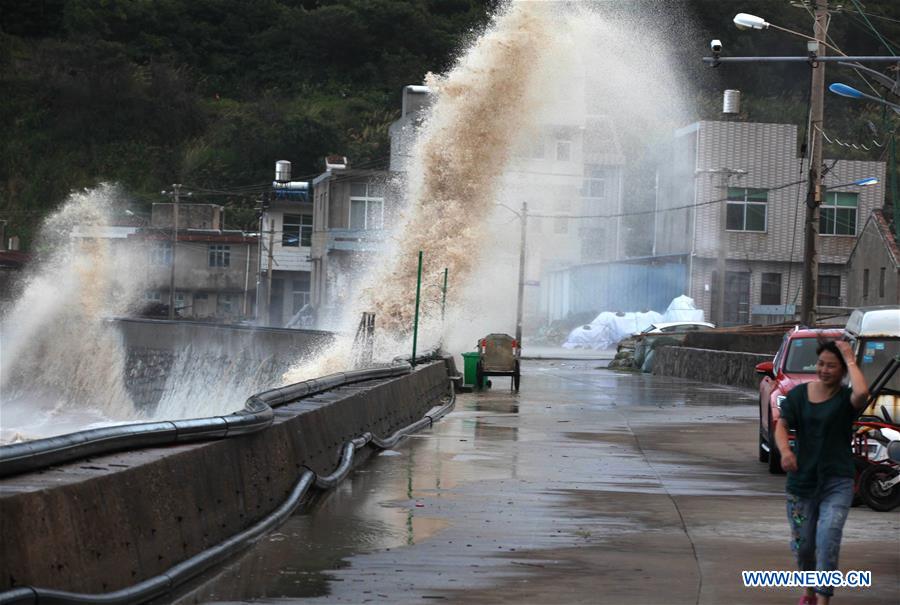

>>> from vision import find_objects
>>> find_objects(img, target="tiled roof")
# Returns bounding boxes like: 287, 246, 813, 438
872, 209, 900, 268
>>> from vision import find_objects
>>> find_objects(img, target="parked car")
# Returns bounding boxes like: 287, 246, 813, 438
755, 327, 844, 474
639, 321, 716, 334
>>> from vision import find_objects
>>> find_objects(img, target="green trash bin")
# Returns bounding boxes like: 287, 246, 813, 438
461, 352, 481, 387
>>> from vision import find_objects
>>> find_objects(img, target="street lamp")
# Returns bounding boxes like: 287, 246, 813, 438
733, 13, 768, 31
841, 177, 879, 188
829, 83, 900, 112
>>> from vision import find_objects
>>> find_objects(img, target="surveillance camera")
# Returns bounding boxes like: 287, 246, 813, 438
710, 39, 723, 53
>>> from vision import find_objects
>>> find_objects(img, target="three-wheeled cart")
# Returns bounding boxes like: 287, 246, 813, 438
475, 333, 521, 391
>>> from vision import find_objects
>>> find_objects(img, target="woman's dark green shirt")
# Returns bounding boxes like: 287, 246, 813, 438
780, 383, 856, 498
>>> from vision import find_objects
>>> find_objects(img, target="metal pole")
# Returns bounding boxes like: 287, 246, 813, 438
801, 0, 829, 327
168, 184, 180, 320
515, 203, 527, 347
703, 55, 900, 63
441, 267, 448, 321
411, 251, 423, 367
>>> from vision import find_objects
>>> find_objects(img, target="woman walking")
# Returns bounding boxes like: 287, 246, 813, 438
775, 339, 869, 605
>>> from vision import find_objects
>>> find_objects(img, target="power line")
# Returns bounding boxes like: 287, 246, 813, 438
528, 177, 813, 221
848, 0, 898, 55
855, 10, 900, 25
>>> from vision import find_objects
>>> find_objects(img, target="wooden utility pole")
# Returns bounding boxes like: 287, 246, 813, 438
168, 183, 181, 320
800, 0, 829, 326
265, 216, 275, 326
715, 192, 727, 327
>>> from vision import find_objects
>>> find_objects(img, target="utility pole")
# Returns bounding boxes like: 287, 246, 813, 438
265, 213, 275, 326
800, 0, 829, 327
168, 183, 181, 320
715, 176, 728, 327
515, 202, 528, 348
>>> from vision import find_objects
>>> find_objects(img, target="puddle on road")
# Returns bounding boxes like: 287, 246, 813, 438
171, 454, 450, 604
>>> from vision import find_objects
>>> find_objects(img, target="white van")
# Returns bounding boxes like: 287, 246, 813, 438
845, 306, 900, 420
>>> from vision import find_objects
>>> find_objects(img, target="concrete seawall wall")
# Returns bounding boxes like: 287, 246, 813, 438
652, 346, 771, 390
0, 361, 450, 594
116, 319, 334, 358
116, 319, 334, 409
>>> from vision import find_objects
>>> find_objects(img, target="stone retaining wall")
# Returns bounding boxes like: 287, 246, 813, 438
651, 346, 771, 390
0, 361, 450, 594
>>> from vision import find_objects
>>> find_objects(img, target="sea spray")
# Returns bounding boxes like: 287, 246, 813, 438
0, 185, 143, 425
364, 2, 554, 332
283, 1, 556, 382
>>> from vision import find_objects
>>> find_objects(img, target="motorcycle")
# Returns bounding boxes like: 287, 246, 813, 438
853, 406, 900, 512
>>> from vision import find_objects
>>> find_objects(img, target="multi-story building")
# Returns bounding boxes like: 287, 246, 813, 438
505, 115, 625, 326
655, 120, 885, 325
134, 203, 258, 321
258, 178, 314, 327
309, 160, 389, 329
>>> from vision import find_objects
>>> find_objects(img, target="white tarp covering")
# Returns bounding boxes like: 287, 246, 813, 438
663, 295, 704, 322
562, 310, 663, 350
561, 296, 704, 350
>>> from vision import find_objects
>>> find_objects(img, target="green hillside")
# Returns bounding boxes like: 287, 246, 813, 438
1, 0, 897, 248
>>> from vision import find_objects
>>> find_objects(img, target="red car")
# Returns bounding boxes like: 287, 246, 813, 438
755, 327, 844, 474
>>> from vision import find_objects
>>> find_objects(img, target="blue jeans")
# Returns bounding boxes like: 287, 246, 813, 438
786, 476, 855, 597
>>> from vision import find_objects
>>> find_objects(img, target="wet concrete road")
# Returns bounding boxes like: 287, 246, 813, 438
171, 361, 899, 605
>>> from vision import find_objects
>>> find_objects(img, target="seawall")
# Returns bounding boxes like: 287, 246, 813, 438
0, 360, 450, 594
115, 319, 334, 410
652, 346, 771, 390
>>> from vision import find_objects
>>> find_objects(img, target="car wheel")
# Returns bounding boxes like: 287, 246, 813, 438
767, 409, 783, 475
758, 403, 769, 463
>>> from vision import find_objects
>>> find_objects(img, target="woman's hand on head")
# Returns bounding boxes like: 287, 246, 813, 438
835, 340, 855, 363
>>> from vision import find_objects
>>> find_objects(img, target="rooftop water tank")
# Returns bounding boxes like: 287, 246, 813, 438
272, 181, 310, 201
275, 160, 292, 182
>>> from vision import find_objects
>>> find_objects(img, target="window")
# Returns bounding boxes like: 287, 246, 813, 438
208, 245, 231, 267
282, 214, 312, 247
174, 291, 186, 311
349, 182, 384, 230
144, 290, 162, 302
150, 241, 172, 266
820, 191, 857, 235
879, 267, 886, 298
292, 274, 311, 313
217, 293, 236, 315
761, 273, 782, 305
785, 338, 820, 373
817, 274, 841, 307
582, 165, 606, 200
726, 188, 767, 232
863, 268, 870, 298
